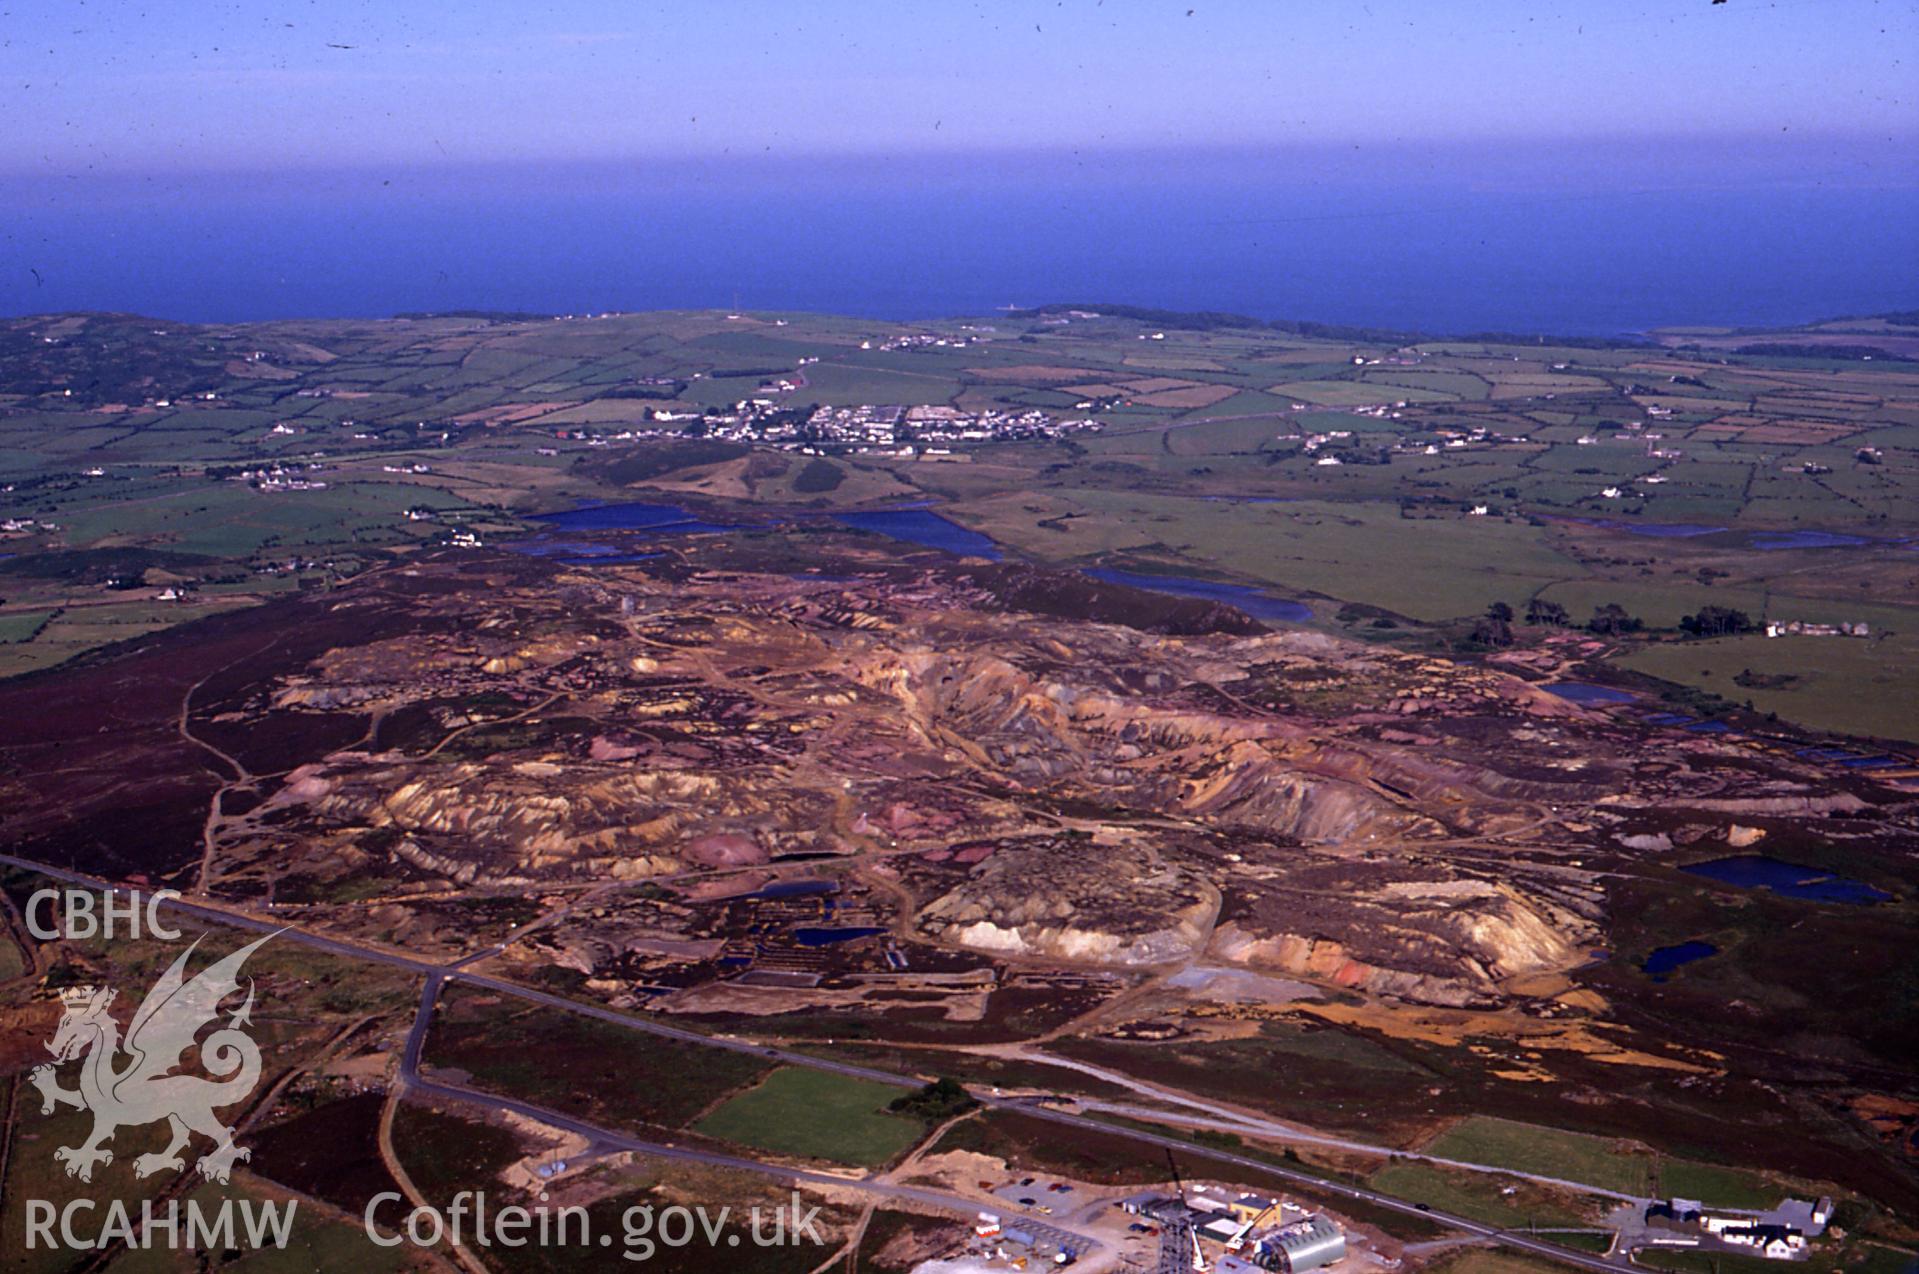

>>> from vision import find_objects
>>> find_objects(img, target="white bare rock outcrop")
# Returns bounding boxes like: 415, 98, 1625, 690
1210, 872, 1596, 1008
918, 838, 1219, 967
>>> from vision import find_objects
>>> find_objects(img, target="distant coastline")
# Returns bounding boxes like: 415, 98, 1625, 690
4, 173, 1914, 334
16, 303, 1917, 360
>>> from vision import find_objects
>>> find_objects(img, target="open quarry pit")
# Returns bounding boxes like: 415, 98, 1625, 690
0, 534, 1913, 1210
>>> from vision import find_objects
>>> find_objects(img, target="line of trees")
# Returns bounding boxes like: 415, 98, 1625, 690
1466, 596, 1644, 647
1471, 595, 1763, 642
1679, 605, 1756, 637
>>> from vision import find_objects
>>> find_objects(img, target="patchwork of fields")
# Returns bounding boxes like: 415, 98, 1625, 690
4, 305, 1916, 742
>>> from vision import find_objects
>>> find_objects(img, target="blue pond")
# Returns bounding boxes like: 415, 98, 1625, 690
530, 501, 744, 535
1544, 682, 1637, 705
524, 500, 1007, 558
1682, 855, 1892, 905
1086, 567, 1312, 623
734, 879, 838, 901
1576, 518, 1727, 538
792, 926, 888, 947
1747, 530, 1871, 551
1625, 523, 1728, 538
1571, 518, 1898, 552
834, 508, 1002, 559
1642, 940, 1718, 980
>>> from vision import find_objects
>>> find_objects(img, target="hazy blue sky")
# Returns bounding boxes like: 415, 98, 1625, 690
3, 1, 1915, 174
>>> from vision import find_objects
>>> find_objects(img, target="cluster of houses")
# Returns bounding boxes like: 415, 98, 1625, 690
1764, 620, 1870, 638
1643, 1197, 1832, 1262
801, 404, 910, 447
538, 390, 1100, 457
789, 403, 1101, 454
1297, 422, 1523, 467
126, 391, 220, 409
645, 400, 1102, 455
226, 463, 329, 492
1572, 424, 1684, 461
859, 331, 989, 352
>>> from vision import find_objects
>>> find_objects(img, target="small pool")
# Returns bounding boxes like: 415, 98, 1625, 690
1746, 530, 1871, 551
1682, 855, 1892, 905
531, 501, 746, 535
835, 508, 1002, 558
1642, 940, 1718, 980
1573, 518, 1727, 538
734, 879, 839, 901
1085, 567, 1313, 623
792, 926, 888, 947
1544, 682, 1637, 705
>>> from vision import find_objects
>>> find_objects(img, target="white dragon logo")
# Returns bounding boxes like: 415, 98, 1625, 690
30, 933, 274, 1184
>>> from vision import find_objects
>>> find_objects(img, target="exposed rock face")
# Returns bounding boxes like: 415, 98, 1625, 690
1212, 868, 1600, 1007
36, 547, 1891, 1011
282, 758, 826, 881
848, 647, 1444, 846
918, 839, 1219, 967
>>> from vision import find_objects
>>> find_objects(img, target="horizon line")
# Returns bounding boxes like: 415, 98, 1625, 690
9, 300, 1914, 344
5, 129, 1919, 186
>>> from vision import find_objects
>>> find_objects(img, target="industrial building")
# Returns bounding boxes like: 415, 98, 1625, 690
1115, 1188, 1347, 1272
1260, 1214, 1348, 1273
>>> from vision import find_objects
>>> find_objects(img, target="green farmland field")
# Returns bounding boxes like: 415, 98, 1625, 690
693, 1067, 924, 1167
1422, 1117, 1653, 1197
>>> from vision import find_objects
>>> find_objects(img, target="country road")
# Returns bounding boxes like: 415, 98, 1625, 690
1007, 1049, 1643, 1202
397, 975, 1115, 1262
2, 852, 1636, 1273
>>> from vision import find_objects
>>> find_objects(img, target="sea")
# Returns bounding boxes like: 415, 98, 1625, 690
4, 144, 1916, 333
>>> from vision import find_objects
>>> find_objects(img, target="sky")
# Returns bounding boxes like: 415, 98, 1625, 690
2, 0, 1916, 175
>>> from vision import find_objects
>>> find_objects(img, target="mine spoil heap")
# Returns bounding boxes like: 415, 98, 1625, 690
0, 545, 1899, 1012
